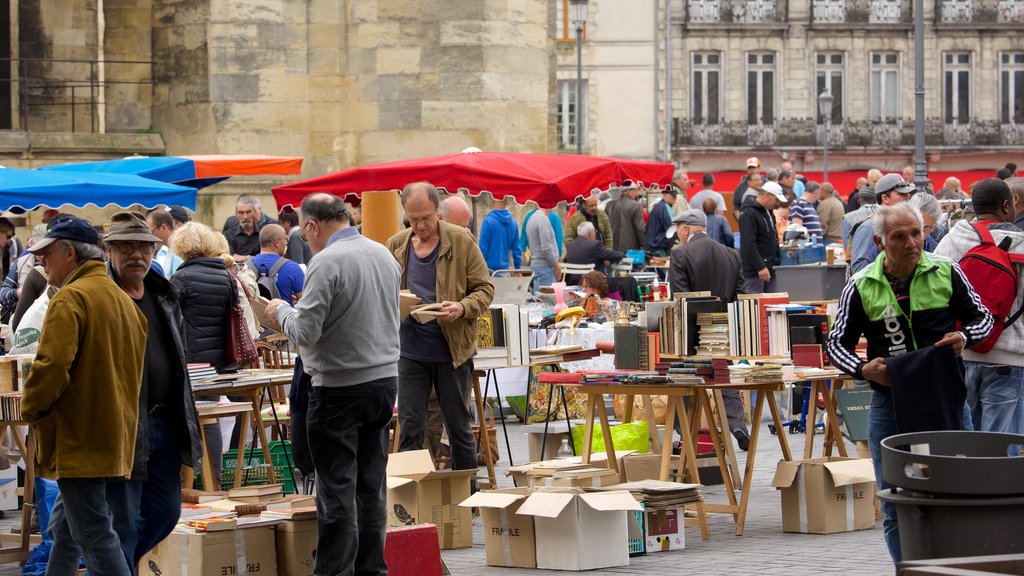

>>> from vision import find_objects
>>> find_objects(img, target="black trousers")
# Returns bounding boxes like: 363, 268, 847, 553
397, 357, 478, 471
307, 378, 397, 576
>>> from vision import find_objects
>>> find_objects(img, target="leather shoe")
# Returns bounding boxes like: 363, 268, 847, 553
733, 428, 750, 452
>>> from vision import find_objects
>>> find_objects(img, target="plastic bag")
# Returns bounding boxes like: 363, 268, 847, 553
571, 419, 649, 455
10, 291, 49, 355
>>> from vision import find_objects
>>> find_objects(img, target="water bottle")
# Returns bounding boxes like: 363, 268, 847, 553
556, 438, 573, 459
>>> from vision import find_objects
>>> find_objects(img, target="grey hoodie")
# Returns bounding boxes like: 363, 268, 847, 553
934, 220, 1024, 367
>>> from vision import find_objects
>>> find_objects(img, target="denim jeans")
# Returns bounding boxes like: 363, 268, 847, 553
307, 378, 397, 576
398, 357, 478, 471
531, 265, 556, 293
868, 389, 901, 563
133, 414, 184, 563
963, 361, 1024, 456
47, 478, 133, 576
742, 274, 778, 295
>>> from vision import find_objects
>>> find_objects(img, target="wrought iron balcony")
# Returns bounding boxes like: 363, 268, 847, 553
1000, 123, 1024, 146
746, 123, 778, 146
937, 0, 1024, 23
812, 0, 910, 23
816, 123, 846, 146
686, 0, 788, 24
943, 122, 973, 146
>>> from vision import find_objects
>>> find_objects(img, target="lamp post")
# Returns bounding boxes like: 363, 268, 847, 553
818, 91, 833, 183
570, 0, 589, 155
912, 0, 928, 188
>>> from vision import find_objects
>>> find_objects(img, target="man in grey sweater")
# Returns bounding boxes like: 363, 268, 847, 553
267, 193, 400, 576
526, 206, 562, 291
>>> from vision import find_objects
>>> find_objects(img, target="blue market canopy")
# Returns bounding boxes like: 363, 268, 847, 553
0, 168, 198, 211
41, 154, 304, 190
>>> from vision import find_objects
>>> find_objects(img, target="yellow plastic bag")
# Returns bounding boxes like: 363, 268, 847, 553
571, 420, 649, 455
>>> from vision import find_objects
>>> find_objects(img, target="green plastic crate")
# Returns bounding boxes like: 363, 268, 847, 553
629, 505, 646, 557
220, 440, 296, 494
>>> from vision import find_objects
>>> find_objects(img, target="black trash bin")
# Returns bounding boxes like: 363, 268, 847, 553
878, 431, 1024, 562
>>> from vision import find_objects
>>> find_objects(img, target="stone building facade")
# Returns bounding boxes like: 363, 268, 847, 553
5, 0, 556, 225
559, 0, 1024, 173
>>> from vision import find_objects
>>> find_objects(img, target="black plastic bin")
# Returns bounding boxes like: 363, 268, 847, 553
879, 431, 1024, 561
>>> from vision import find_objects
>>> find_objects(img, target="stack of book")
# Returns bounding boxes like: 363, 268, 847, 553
229, 483, 284, 504
0, 393, 21, 421
588, 479, 703, 508
580, 372, 630, 385
187, 363, 217, 383
260, 505, 316, 521
622, 372, 671, 385
694, 313, 729, 356
726, 293, 791, 356
745, 364, 785, 384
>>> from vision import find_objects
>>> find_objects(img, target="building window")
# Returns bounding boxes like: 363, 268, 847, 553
692, 52, 722, 125
556, 0, 586, 42
944, 52, 972, 124
1000, 52, 1024, 124
557, 79, 587, 149
815, 52, 844, 124
869, 52, 900, 122
746, 52, 775, 125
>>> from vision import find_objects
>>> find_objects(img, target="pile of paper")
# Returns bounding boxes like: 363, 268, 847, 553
695, 312, 729, 356
588, 479, 703, 508
745, 363, 785, 383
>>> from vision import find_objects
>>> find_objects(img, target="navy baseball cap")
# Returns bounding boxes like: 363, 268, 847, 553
29, 215, 99, 253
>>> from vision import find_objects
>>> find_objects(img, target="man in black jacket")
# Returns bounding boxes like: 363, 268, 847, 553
668, 208, 750, 448
739, 182, 786, 293
565, 221, 624, 282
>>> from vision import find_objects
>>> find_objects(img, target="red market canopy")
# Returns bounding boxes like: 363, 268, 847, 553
272, 151, 676, 210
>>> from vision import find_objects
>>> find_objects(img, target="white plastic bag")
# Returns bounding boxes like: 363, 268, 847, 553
9, 291, 49, 355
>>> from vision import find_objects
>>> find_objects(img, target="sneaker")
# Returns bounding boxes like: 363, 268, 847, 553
733, 429, 751, 452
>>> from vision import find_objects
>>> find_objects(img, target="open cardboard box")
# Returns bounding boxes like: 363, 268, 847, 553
516, 488, 642, 571
140, 526, 277, 576
459, 487, 536, 568
386, 450, 475, 549
771, 457, 876, 534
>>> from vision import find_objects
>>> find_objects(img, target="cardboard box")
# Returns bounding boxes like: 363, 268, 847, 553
541, 467, 620, 488
522, 421, 580, 462
275, 520, 316, 576
644, 507, 685, 552
459, 488, 536, 569
516, 489, 642, 571
140, 527, 277, 576
385, 450, 474, 549
619, 454, 678, 483
771, 457, 877, 534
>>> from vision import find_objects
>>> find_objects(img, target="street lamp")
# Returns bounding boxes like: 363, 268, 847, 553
818, 91, 834, 183
570, 0, 589, 155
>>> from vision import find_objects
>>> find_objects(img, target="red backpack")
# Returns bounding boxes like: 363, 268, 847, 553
957, 221, 1024, 353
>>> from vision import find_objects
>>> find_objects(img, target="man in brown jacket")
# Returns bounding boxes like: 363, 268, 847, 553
21, 216, 147, 576
387, 182, 494, 473
605, 180, 647, 253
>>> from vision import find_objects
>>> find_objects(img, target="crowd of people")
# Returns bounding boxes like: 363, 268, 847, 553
6, 155, 1024, 573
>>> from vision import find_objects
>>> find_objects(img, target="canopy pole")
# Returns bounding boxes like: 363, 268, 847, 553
361, 191, 401, 245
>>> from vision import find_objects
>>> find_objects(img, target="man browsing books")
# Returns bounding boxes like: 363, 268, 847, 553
386, 182, 494, 477
266, 194, 401, 576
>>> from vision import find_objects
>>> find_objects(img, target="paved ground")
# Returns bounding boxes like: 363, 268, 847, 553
441, 410, 896, 576
0, 408, 897, 575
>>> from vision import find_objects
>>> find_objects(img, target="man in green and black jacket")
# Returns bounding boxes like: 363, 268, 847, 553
827, 202, 993, 564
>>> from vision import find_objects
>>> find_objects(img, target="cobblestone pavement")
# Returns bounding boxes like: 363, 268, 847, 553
0, 409, 897, 575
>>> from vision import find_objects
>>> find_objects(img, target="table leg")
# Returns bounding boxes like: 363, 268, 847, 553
674, 399, 710, 541
713, 389, 742, 487
823, 380, 849, 457
766, 391, 793, 461
234, 413, 250, 490
471, 375, 496, 489
735, 391, 766, 536
622, 394, 635, 423
642, 395, 661, 454
582, 392, 597, 466
660, 396, 678, 481
485, 369, 516, 468
804, 381, 821, 460
20, 428, 35, 559
540, 379, 556, 461
595, 394, 618, 472
560, 386, 576, 456
244, 389, 276, 485
198, 419, 217, 491
700, 391, 738, 508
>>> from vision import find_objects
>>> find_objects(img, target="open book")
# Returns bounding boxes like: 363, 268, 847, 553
400, 290, 421, 320
409, 303, 450, 324
249, 294, 282, 332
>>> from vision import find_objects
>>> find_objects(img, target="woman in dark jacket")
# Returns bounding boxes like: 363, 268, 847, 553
169, 222, 237, 487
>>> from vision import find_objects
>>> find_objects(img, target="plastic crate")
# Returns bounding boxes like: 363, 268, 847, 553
629, 505, 646, 557
220, 440, 296, 494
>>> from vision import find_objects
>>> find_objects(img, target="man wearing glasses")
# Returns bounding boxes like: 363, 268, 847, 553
849, 173, 916, 274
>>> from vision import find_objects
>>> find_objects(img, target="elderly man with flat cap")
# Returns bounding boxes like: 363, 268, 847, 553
21, 215, 148, 576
